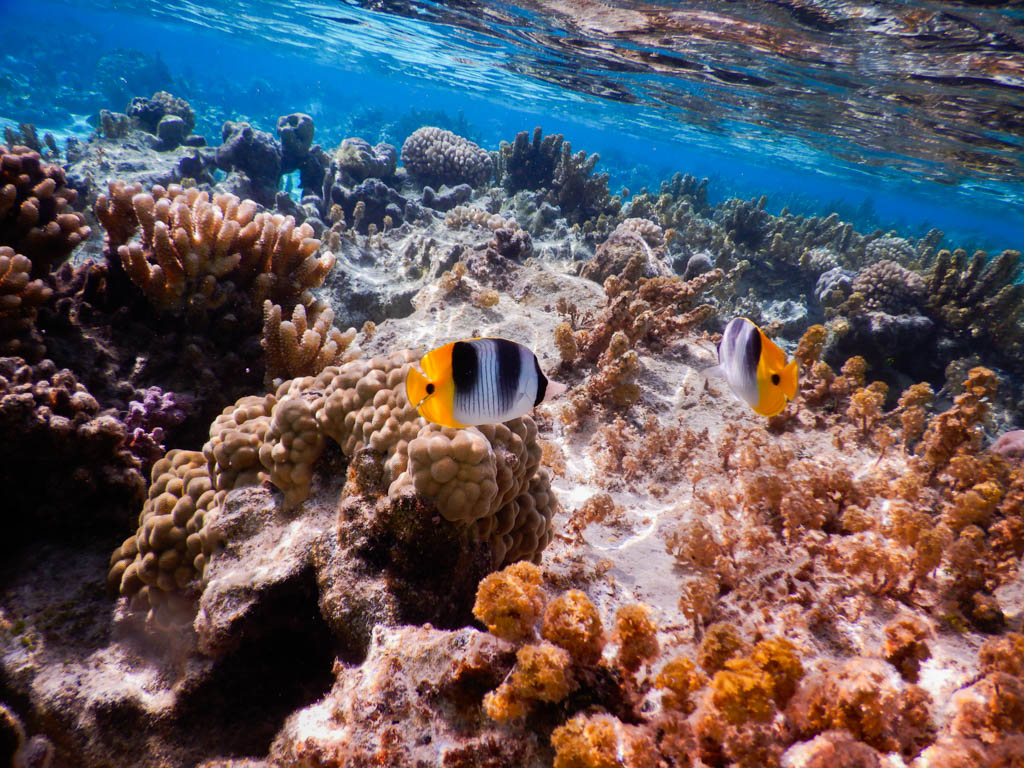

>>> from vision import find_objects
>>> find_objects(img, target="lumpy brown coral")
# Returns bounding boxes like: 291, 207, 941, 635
110, 352, 559, 619
0, 143, 90, 275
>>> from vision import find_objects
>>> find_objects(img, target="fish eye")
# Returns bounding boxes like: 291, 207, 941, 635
426, 383, 435, 395
771, 374, 780, 386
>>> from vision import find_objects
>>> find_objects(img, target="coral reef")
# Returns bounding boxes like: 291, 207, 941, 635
109, 351, 558, 622
924, 248, 1024, 374
0, 248, 51, 358
580, 217, 671, 285
401, 126, 493, 188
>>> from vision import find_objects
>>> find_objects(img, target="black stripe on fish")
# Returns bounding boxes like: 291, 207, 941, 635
742, 324, 761, 377
495, 339, 522, 413
452, 340, 478, 400
533, 354, 547, 407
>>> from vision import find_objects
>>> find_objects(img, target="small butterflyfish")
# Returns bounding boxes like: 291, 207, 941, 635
406, 337, 567, 428
705, 317, 798, 417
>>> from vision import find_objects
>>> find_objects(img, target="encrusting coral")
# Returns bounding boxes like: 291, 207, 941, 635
109, 351, 558, 621
0, 144, 90, 276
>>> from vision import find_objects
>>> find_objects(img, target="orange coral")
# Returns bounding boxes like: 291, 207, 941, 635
655, 656, 706, 714
698, 623, 749, 674
472, 561, 546, 644
883, 616, 932, 683
542, 590, 606, 666
613, 604, 659, 673
509, 641, 574, 703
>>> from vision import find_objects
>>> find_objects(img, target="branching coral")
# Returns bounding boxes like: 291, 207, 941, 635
95, 181, 335, 317
0, 144, 90, 275
261, 299, 358, 388
494, 127, 564, 194
925, 248, 1024, 373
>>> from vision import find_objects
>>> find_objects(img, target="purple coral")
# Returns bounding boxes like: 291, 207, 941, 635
123, 386, 193, 465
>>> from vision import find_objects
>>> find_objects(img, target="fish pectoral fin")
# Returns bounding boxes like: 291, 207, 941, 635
542, 379, 567, 402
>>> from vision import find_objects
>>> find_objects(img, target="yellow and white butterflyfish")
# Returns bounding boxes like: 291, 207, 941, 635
406, 337, 567, 428
705, 317, 799, 417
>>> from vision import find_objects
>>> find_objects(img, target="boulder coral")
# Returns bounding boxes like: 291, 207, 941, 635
109, 351, 558, 622
401, 126, 493, 188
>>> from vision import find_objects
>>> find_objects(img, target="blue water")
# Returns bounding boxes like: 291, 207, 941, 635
2, 0, 1023, 251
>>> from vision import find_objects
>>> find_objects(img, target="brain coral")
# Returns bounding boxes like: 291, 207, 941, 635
401, 127, 493, 188
0, 144, 91, 275
851, 259, 927, 314
110, 351, 558, 619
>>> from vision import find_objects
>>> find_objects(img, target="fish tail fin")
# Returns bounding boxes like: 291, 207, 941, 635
405, 363, 430, 409
542, 379, 567, 402
780, 359, 799, 401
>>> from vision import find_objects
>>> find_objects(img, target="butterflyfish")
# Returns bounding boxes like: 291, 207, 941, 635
406, 337, 567, 428
705, 317, 798, 417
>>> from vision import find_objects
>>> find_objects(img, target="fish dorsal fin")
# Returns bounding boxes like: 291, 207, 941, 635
757, 328, 788, 374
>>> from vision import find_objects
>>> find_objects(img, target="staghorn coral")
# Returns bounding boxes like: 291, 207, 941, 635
401, 126, 493, 188
0, 144, 90, 275
260, 299, 358, 388
494, 127, 564, 194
